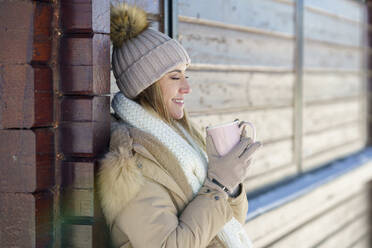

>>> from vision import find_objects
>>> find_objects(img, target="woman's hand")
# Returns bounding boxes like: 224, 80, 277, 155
204, 135, 262, 196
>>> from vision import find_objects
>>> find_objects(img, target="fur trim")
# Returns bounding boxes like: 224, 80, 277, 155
97, 129, 144, 227
110, 3, 149, 47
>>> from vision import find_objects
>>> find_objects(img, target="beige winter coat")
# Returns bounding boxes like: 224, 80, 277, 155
98, 124, 249, 248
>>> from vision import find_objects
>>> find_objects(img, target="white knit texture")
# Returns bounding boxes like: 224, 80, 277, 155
112, 92, 252, 248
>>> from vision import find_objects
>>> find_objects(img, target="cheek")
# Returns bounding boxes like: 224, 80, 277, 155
163, 85, 178, 101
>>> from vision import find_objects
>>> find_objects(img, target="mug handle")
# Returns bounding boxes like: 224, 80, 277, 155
239, 121, 256, 142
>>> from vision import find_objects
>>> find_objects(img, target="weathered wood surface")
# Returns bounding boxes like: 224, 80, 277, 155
62, 162, 95, 189
59, 122, 110, 157
0, 0, 52, 64
303, 72, 363, 103
303, 121, 362, 159
304, 10, 363, 47
0, 129, 54, 193
266, 191, 368, 247
315, 213, 369, 248
62, 224, 93, 248
303, 99, 362, 133
60, 64, 110, 95
190, 107, 293, 142
0, 192, 53, 247
350, 234, 371, 248
304, 40, 362, 70
303, 140, 366, 172
62, 220, 111, 248
62, 189, 94, 217
61, 0, 110, 34
304, 0, 365, 23
178, 0, 295, 35
60, 35, 110, 66
61, 162, 95, 218
247, 139, 293, 177
245, 160, 372, 248
60, 35, 110, 95
245, 163, 297, 193
184, 71, 294, 113
178, 22, 294, 67
0, 65, 53, 128
60, 96, 110, 122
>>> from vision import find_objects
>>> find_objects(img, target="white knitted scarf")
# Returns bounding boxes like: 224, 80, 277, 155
112, 92, 253, 248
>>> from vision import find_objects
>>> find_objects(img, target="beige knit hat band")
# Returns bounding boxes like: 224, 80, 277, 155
116, 38, 191, 99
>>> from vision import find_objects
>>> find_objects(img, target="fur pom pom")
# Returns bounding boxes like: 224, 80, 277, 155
110, 3, 149, 47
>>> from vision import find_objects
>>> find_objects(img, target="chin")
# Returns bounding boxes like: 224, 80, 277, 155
171, 111, 184, 120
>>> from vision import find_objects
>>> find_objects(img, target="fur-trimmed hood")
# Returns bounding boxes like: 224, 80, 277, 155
97, 123, 193, 229
97, 124, 145, 228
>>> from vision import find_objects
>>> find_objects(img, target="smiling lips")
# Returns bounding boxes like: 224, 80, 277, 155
172, 99, 184, 105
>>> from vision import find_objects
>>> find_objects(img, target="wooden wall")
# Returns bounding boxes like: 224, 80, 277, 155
178, 0, 297, 191
177, 0, 371, 247
177, 0, 368, 192
302, 0, 367, 171
0, 0, 111, 247
59, 1, 111, 247
0, 1, 55, 247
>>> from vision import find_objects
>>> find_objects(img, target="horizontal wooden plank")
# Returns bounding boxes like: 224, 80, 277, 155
0, 129, 54, 193
245, 163, 297, 193
61, 0, 110, 33
304, 39, 362, 70
178, 21, 295, 67
184, 70, 294, 112
302, 121, 363, 159
62, 189, 94, 217
178, 0, 295, 35
266, 191, 368, 247
303, 72, 363, 102
245, 160, 372, 247
59, 122, 110, 157
0, 65, 53, 128
60, 34, 110, 66
62, 224, 93, 248
190, 107, 293, 142
315, 213, 369, 248
247, 139, 293, 177
303, 139, 366, 171
304, 9, 363, 47
0, 192, 53, 247
304, 0, 365, 23
0, 0, 52, 64
303, 99, 362, 134
350, 233, 371, 248
62, 220, 111, 248
62, 162, 95, 189
60, 96, 110, 122
60, 65, 110, 94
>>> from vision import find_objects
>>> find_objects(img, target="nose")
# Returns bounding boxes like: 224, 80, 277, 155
179, 77, 192, 94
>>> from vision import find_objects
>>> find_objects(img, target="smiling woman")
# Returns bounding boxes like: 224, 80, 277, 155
97, 3, 261, 248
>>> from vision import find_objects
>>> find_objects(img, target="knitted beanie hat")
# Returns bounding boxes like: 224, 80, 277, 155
110, 3, 191, 99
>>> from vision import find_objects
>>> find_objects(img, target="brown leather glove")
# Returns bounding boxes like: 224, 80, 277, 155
204, 135, 262, 196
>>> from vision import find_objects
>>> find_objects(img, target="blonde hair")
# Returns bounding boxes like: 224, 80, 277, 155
134, 81, 206, 150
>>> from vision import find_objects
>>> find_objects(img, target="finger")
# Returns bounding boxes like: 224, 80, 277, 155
239, 141, 262, 160
241, 128, 247, 137
206, 135, 219, 157
230, 136, 251, 157
241, 162, 251, 178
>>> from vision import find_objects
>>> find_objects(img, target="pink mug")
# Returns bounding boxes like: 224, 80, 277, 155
206, 120, 256, 156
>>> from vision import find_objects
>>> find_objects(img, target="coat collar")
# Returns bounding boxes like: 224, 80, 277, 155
129, 126, 194, 202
